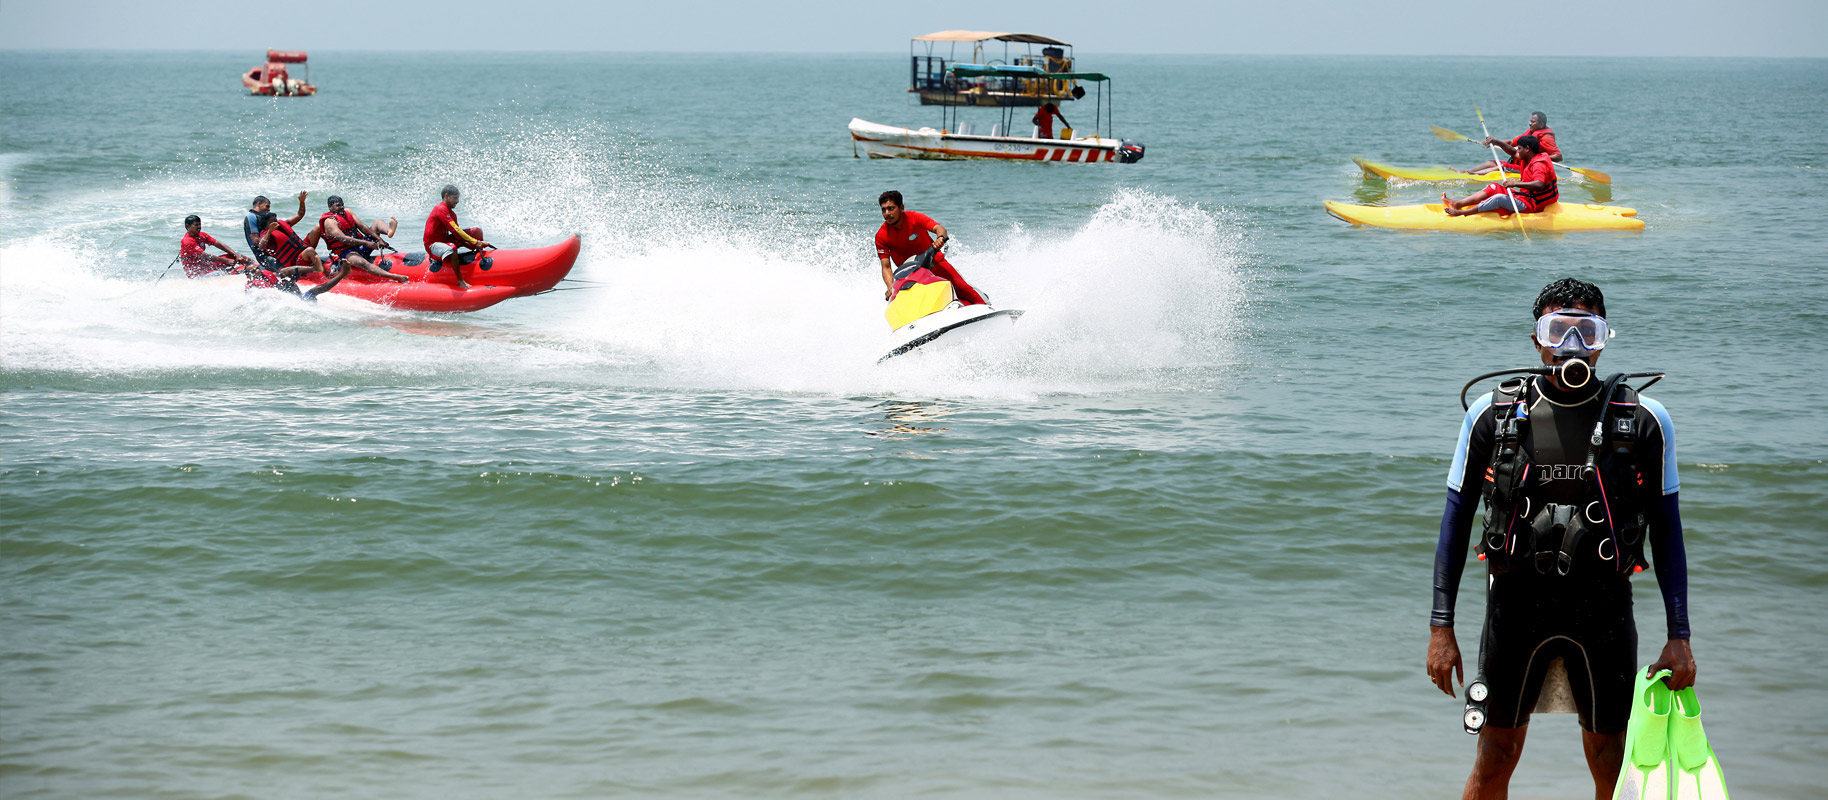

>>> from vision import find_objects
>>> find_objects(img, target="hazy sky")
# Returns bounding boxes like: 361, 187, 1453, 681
2, 0, 1824, 57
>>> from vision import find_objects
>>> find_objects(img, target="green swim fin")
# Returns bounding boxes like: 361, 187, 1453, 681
1670, 686, 1729, 800
1613, 667, 1674, 800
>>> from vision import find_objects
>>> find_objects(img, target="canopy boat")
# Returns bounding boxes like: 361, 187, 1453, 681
910, 31, 1081, 107
242, 50, 316, 97
851, 65, 1143, 164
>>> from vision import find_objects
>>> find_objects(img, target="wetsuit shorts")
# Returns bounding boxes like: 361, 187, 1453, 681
1477, 569, 1637, 733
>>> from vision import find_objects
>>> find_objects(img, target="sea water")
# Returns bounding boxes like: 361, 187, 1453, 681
2, 52, 1825, 798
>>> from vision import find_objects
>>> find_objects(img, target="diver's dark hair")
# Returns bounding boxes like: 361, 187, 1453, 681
878, 190, 903, 209
441, 184, 460, 199
183, 214, 201, 226
1515, 135, 1541, 153
326, 195, 343, 206
251, 195, 269, 209
1534, 278, 1606, 319
1532, 111, 1547, 125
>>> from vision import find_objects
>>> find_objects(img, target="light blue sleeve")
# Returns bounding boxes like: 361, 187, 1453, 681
1641, 396, 1679, 495
1446, 392, 1493, 492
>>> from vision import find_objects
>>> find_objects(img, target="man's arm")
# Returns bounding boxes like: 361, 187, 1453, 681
322, 219, 363, 247
1484, 138, 1518, 157
445, 220, 484, 247
1425, 397, 1492, 697
286, 191, 307, 226
880, 257, 895, 299
929, 221, 949, 248
209, 234, 248, 261
1641, 399, 1697, 689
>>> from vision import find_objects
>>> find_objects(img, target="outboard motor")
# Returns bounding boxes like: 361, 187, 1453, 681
1117, 140, 1146, 164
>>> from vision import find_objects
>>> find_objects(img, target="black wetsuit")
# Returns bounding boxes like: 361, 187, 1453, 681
1434, 376, 1689, 733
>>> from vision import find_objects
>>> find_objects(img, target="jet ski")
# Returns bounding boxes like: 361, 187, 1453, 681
878, 247, 1023, 363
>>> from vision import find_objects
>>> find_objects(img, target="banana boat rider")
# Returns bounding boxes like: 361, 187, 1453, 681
424, 184, 493, 291
244, 191, 310, 251
1460, 111, 1561, 175
178, 214, 254, 277
1425, 279, 1696, 799
875, 190, 985, 305
1441, 136, 1557, 216
252, 211, 329, 276
245, 216, 350, 302
317, 195, 408, 283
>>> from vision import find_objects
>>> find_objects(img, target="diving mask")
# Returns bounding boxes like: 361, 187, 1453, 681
1534, 310, 1613, 352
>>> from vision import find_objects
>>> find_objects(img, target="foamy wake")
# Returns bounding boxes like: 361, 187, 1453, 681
1, 121, 1251, 396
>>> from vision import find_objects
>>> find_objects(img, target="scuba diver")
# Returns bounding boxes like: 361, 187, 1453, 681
874, 190, 985, 306
1425, 279, 1695, 798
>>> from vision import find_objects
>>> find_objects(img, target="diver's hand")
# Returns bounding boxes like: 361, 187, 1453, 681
1650, 639, 1696, 691
1427, 626, 1463, 697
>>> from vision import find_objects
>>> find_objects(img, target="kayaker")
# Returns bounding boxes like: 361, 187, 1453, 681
1461, 111, 1561, 175
874, 191, 986, 306
1033, 102, 1070, 140
244, 191, 309, 251
317, 196, 408, 283
1425, 279, 1695, 799
252, 211, 328, 275
423, 185, 492, 291
1441, 136, 1557, 216
179, 215, 254, 278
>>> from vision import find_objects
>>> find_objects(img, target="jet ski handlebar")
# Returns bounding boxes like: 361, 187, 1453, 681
891, 246, 938, 282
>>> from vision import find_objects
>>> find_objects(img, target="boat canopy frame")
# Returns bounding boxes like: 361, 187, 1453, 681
261, 49, 309, 83
934, 65, 1117, 141
910, 31, 1076, 102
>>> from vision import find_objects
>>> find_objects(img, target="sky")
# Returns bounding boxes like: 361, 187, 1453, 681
1, 0, 1824, 57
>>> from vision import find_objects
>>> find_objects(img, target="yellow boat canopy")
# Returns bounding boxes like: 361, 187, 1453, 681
912, 31, 1070, 46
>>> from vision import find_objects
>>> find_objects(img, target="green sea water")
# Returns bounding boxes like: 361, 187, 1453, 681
3, 51, 1826, 798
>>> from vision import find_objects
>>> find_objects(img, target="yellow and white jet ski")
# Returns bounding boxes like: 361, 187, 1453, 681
879, 248, 1022, 363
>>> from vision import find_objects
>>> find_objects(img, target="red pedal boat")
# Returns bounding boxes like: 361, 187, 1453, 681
243, 50, 317, 96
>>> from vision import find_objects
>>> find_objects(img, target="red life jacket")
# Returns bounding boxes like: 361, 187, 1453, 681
1512, 153, 1560, 211
1507, 127, 1556, 166
262, 220, 307, 266
318, 210, 365, 257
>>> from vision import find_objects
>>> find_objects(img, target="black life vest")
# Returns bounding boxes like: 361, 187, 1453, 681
1475, 374, 1649, 577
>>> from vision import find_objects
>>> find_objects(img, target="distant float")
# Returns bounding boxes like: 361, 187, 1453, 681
242, 50, 315, 97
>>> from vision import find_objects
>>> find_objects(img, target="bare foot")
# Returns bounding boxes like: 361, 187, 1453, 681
457, 282, 471, 291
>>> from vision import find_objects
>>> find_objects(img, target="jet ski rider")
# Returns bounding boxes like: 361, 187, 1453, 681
1425, 279, 1696, 799
874, 191, 986, 306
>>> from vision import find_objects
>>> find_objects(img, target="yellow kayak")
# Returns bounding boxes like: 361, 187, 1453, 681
1323, 201, 1645, 232
1355, 157, 1513, 183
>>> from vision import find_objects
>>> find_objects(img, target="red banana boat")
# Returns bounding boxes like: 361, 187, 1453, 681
297, 235, 580, 312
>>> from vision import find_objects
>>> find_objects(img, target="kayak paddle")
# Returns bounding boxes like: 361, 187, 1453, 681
1433, 124, 1612, 184
1475, 106, 1530, 238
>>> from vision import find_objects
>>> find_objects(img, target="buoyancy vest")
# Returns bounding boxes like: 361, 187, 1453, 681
318, 210, 367, 257
1475, 374, 1649, 577
1507, 127, 1555, 165
261, 220, 307, 266
1512, 153, 1559, 210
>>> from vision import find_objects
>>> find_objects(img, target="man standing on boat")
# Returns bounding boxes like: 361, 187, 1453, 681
1033, 102, 1070, 140
875, 191, 986, 306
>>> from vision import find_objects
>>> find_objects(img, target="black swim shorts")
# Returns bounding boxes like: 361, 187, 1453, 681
1475, 569, 1638, 733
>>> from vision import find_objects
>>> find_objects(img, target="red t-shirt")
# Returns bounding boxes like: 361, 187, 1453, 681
180, 231, 223, 276
874, 211, 940, 267
424, 201, 461, 251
